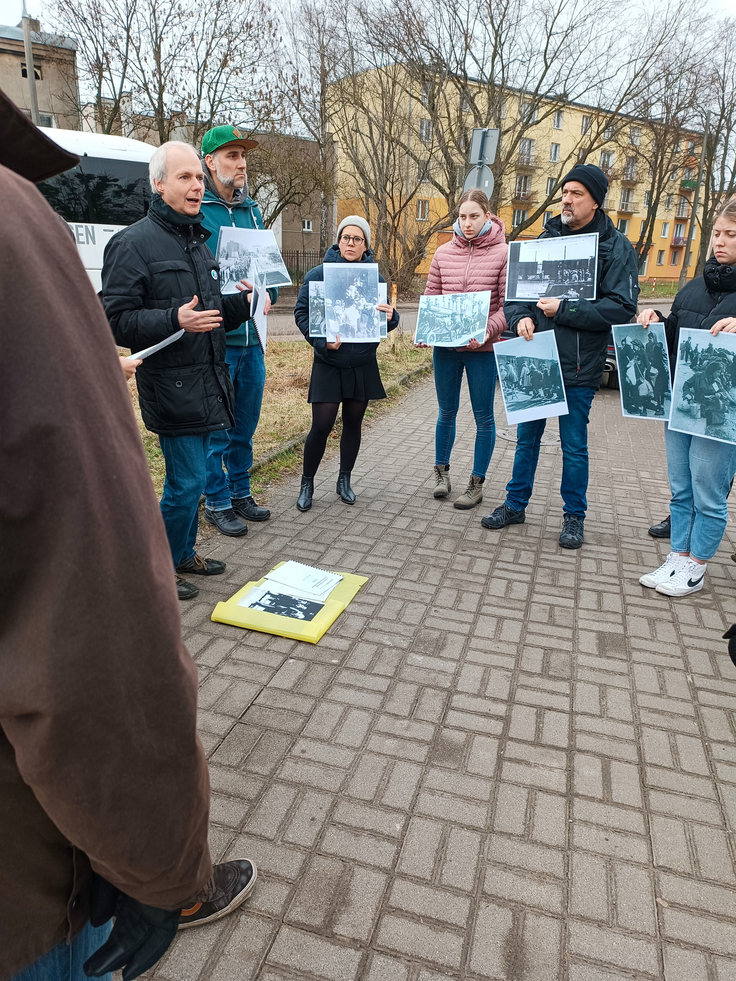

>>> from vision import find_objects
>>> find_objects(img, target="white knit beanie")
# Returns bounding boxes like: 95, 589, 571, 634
337, 214, 371, 248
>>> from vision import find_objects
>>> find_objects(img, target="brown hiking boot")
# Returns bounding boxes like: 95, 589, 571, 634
454, 475, 484, 509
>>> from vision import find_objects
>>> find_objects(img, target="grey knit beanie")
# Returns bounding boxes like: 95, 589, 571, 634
337, 214, 371, 248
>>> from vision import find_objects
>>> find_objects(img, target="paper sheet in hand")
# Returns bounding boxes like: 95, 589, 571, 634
324, 263, 381, 343
309, 281, 326, 337
413, 291, 490, 347
495, 331, 568, 425
216, 227, 292, 292
129, 329, 185, 361
265, 560, 343, 602
612, 322, 671, 421
377, 283, 388, 339
668, 326, 736, 445
250, 267, 268, 352
505, 233, 599, 301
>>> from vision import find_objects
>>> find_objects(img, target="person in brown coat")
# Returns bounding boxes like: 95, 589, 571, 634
0, 93, 255, 981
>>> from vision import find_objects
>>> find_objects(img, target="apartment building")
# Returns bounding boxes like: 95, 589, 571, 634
0, 21, 78, 130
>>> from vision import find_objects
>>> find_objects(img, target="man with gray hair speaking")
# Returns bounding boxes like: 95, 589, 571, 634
102, 141, 253, 600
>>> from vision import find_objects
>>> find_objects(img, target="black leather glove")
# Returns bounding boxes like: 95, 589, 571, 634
724, 625, 736, 667
83, 890, 180, 981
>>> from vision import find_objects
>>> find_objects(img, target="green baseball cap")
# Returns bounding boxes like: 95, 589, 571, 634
201, 124, 258, 157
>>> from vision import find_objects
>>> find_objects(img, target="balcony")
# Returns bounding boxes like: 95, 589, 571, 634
621, 169, 640, 183
517, 151, 537, 169
512, 191, 537, 205
680, 179, 697, 191
672, 235, 688, 246
618, 199, 639, 214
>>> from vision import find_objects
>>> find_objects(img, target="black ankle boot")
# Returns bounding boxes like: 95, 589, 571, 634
297, 476, 314, 511
336, 471, 356, 504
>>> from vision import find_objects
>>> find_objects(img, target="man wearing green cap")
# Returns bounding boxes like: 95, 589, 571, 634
200, 124, 277, 536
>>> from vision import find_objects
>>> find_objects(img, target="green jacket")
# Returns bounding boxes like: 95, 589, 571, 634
200, 175, 278, 347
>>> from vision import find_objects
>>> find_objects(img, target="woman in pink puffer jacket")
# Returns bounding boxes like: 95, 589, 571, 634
425, 188, 508, 509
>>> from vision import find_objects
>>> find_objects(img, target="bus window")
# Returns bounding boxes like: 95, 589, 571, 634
38, 156, 151, 225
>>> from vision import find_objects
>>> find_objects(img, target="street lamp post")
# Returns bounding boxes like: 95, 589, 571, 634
21, 0, 40, 126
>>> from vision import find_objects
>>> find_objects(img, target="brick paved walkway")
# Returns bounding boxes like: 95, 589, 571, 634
154, 377, 736, 981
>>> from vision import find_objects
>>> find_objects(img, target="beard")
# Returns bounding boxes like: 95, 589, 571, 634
560, 209, 574, 225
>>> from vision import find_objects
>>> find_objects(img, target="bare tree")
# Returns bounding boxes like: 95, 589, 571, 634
248, 132, 328, 228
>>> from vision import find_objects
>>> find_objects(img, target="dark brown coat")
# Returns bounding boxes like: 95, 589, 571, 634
0, 163, 213, 981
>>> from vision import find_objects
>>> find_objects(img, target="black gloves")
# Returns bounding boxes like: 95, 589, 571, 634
724, 625, 736, 667
83, 883, 180, 981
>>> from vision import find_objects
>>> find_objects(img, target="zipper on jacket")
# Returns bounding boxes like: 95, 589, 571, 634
463, 242, 473, 291
576, 333, 580, 375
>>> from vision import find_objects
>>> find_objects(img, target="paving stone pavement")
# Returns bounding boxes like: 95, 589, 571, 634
150, 376, 736, 981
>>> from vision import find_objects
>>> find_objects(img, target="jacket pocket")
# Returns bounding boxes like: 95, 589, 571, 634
150, 365, 208, 426
147, 260, 197, 304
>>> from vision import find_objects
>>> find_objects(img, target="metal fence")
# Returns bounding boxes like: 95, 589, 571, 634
281, 250, 322, 287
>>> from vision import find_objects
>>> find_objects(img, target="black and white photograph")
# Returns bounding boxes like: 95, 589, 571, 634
496, 332, 569, 425
240, 584, 324, 621
308, 280, 326, 337
413, 291, 491, 347
378, 282, 388, 339
216, 227, 292, 292
505, 233, 598, 302
612, 323, 671, 420
669, 327, 736, 445
323, 263, 381, 343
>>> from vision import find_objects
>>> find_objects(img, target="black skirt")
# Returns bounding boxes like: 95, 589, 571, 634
308, 358, 387, 403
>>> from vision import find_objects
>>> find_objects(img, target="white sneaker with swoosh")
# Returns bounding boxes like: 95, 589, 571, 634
639, 552, 686, 588
656, 558, 707, 597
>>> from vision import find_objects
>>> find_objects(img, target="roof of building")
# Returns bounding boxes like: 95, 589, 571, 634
0, 23, 77, 51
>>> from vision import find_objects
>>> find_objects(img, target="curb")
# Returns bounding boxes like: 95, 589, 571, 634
250, 363, 433, 476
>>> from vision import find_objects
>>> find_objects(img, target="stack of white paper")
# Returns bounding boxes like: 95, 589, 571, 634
264, 561, 343, 603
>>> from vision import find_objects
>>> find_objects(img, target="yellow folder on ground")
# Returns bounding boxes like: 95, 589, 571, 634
211, 563, 368, 644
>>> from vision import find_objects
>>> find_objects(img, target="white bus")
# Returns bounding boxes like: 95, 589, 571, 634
37, 128, 156, 291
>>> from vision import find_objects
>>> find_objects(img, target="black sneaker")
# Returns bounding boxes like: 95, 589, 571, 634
648, 515, 671, 539
559, 513, 584, 549
231, 496, 270, 522
481, 503, 526, 530
176, 553, 227, 576
176, 576, 200, 601
204, 507, 248, 537
178, 860, 257, 930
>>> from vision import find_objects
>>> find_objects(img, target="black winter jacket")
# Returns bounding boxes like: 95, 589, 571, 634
102, 196, 251, 437
504, 210, 639, 389
294, 245, 400, 367
660, 258, 736, 380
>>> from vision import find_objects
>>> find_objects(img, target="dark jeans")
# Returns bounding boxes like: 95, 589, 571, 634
159, 432, 210, 568
433, 347, 498, 479
11, 922, 112, 981
205, 344, 266, 509
505, 385, 596, 516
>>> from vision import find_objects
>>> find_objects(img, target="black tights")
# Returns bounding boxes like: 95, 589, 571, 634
302, 399, 369, 479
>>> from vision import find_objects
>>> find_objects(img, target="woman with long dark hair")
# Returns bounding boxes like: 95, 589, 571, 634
293, 216, 399, 510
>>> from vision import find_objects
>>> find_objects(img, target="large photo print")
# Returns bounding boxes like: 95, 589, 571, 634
612, 323, 671, 420
216, 227, 292, 292
669, 327, 736, 445
506, 233, 598, 302
496, 331, 568, 425
413, 291, 491, 347
323, 263, 381, 343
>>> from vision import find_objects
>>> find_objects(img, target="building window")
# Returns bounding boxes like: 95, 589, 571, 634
518, 138, 535, 165
416, 199, 429, 221
455, 165, 464, 188
656, 250, 665, 265
623, 156, 638, 180
522, 100, 538, 123
639, 254, 649, 275
553, 109, 564, 130
676, 197, 689, 218
420, 80, 432, 107
599, 150, 615, 174
630, 126, 642, 145
499, 98, 507, 120
644, 191, 651, 208
546, 177, 557, 197
549, 142, 560, 163
670, 250, 680, 266
543, 211, 553, 226
38, 113, 53, 127
512, 209, 528, 227
514, 174, 532, 198
419, 119, 432, 144
674, 222, 686, 239
301, 219, 313, 233
687, 250, 693, 267
617, 218, 630, 234
686, 140, 696, 154
673, 140, 681, 153
418, 159, 431, 183
683, 165, 694, 180
577, 147, 588, 162
661, 221, 670, 237
604, 125, 615, 140
669, 167, 678, 181
640, 219, 647, 236
665, 194, 674, 210
581, 115, 591, 135
21, 62, 42, 80
619, 188, 634, 211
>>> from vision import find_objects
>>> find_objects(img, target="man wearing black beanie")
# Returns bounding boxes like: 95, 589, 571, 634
483, 162, 639, 548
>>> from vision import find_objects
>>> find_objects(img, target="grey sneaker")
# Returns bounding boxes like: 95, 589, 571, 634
559, 513, 585, 549
481, 503, 526, 529
454, 475, 484, 510
433, 465, 451, 498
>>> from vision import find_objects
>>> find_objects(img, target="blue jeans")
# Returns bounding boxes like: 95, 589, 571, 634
206, 344, 266, 509
505, 385, 596, 516
11, 921, 112, 981
434, 347, 498, 479
665, 423, 736, 561
159, 433, 210, 568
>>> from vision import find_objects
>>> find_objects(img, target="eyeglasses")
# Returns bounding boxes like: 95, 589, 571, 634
340, 235, 365, 245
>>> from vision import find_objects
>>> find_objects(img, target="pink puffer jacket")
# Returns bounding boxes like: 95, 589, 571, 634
424, 216, 508, 351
